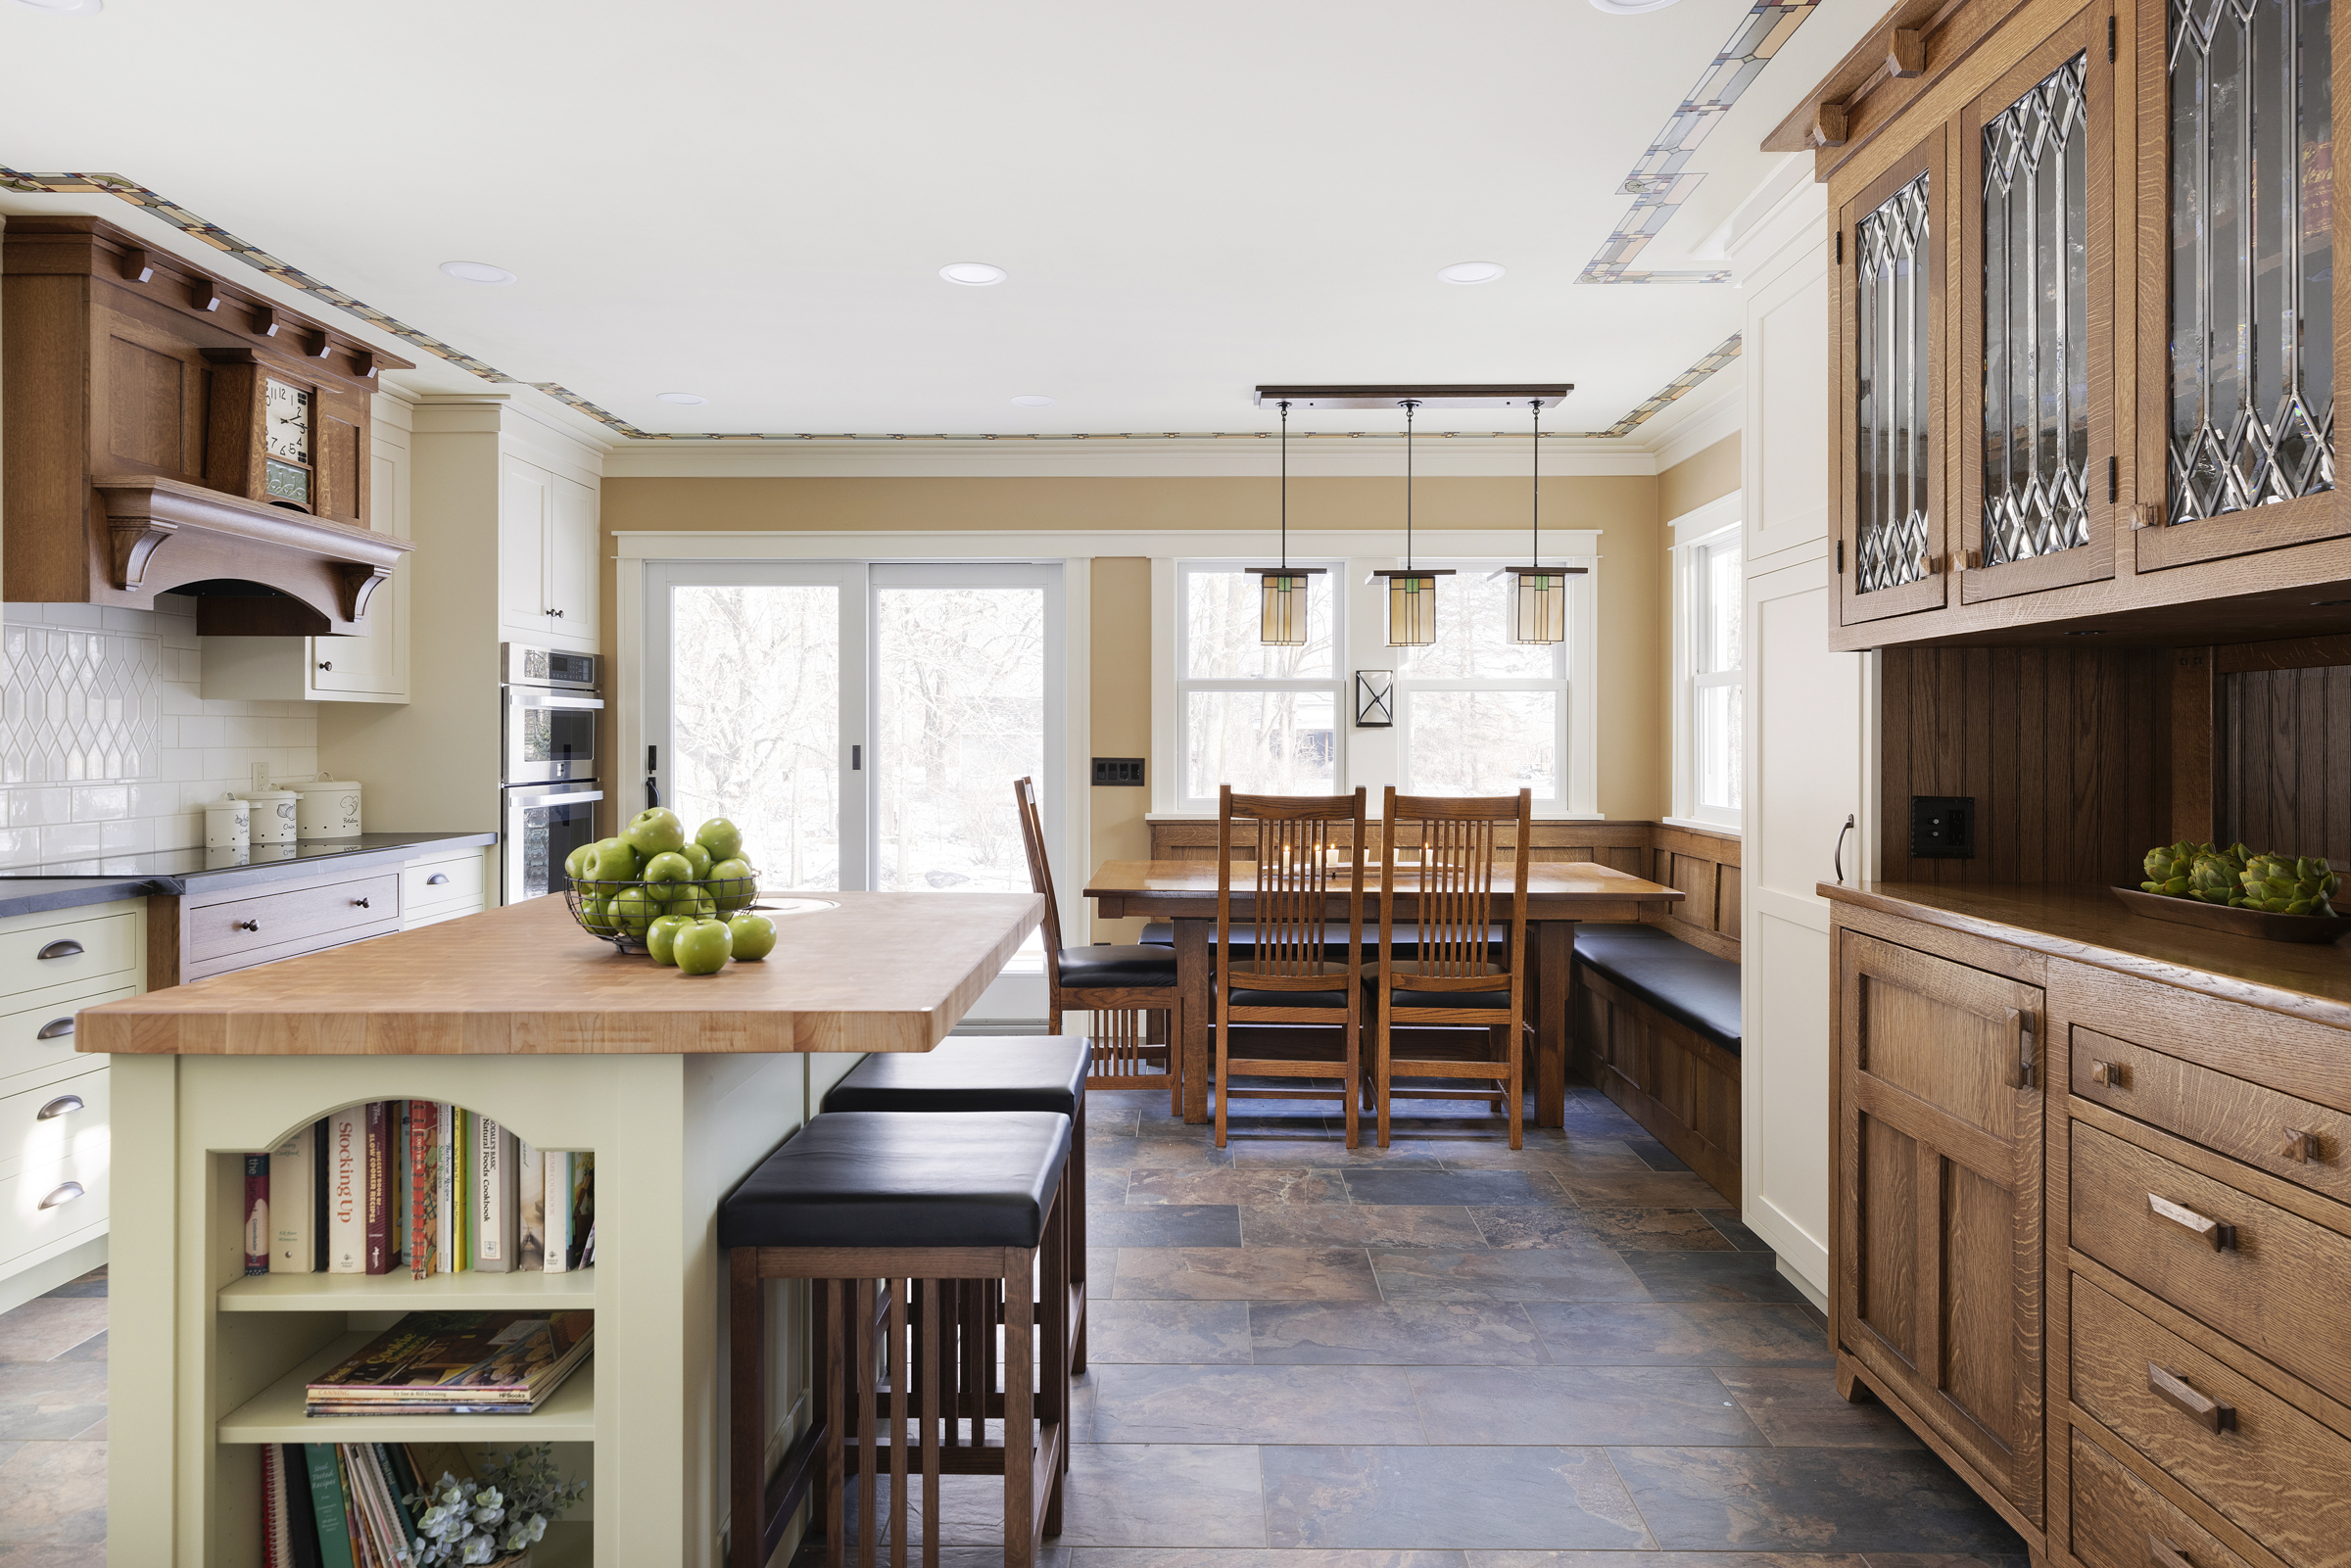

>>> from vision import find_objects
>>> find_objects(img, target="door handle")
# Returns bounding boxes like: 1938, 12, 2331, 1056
35, 1019, 73, 1041
646, 744, 660, 810
36, 940, 83, 961
36, 1095, 83, 1121
2147, 1362, 2234, 1432
852, 744, 863, 772
2089, 1059, 2127, 1087
2149, 1537, 2195, 1568
2148, 1193, 2236, 1251
2013, 1011, 2038, 1089
1833, 813, 1854, 883
2279, 1126, 2321, 1163
38, 1182, 83, 1210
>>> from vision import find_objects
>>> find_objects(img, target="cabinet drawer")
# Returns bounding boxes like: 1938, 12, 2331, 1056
2071, 1274, 2351, 1567
403, 852, 483, 914
0, 913, 138, 1001
0, 985, 133, 1085
0, 1145, 109, 1266
2069, 1429, 2251, 1568
2072, 1121, 2351, 1407
2075, 1026, 2351, 1210
186, 873, 400, 965
0, 1069, 107, 1186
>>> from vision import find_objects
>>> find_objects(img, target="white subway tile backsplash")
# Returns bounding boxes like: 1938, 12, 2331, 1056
70, 784, 130, 822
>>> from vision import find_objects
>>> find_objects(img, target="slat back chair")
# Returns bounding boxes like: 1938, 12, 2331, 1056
1216, 785, 1368, 1147
1373, 787, 1533, 1148
1014, 777, 1183, 1112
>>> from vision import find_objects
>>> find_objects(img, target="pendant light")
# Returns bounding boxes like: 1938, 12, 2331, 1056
1371, 399, 1452, 646
1504, 399, 1586, 644
1247, 400, 1323, 645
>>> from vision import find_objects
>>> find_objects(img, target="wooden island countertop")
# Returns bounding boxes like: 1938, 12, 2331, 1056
75, 889, 1041, 1057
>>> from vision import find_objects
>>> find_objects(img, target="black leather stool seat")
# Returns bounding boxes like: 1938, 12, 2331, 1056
1573, 923, 1743, 1054
824, 1035, 1089, 1117
720, 1111, 1070, 1251
1057, 944, 1178, 987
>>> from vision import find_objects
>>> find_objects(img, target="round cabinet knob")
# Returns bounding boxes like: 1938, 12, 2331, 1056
35, 1019, 73, 1041
39, 1182, 83, 1211
36, 1095, 83, 1120
551, 608, 564, 618
235, 920, 260, 932
316, 660, 333, 672
354, 897, 370, 909
36, 939, 83, 961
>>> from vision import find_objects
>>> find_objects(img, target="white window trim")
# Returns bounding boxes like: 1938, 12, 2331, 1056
1391, 556, 1583, 814
1669, 494, 1745, 831
1166, 557, 1349, 817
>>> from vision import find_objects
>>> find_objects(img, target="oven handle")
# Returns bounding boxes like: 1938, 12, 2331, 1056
504, 691, 605, 711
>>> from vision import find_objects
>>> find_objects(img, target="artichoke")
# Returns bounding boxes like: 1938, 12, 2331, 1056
2140, 839, 2206, 897
2238, 854, 2341, 918
2187, 842, 2251, 904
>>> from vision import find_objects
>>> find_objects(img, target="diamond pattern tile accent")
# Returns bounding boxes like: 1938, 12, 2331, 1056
0, 622, 161, 784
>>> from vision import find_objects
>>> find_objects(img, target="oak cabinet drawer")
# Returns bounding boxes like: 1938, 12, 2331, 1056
186, 873, 400, 965
402, 852, 483, 914
2072, 1121, 2351, 1407
0, 985, 133, 1085
2071, 1273, 2351, 1567
0, 1069, 106, 1186
2075, 1026, 2351, 1209
0, 1145, 109, 1266
2069, 1429, 2252, 1568
0, 913, 138, 1001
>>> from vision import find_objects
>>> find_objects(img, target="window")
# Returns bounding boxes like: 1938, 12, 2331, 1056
1395, 566, 1566, 803
1675, 524, 1744, 827
1174, 561, 1343, 810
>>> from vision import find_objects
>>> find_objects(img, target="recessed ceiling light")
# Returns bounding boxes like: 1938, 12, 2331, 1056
655, 392, 707, 406
1010, 395, 1056, 408
939, 262, 1008, 286
438, 260, 516, 285
1437, 261, 1508, 285
9, 0, 104, 14
1588, 0, 1682, 12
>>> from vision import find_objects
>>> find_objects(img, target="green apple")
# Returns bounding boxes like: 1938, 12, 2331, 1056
679, 842, 713, 879
563, 843, 597, 884
675, 883, 718, 921
578, 895, 617, 935
606, 884, 657, 938
708, 858, 757, 911
585, 838, 641, 885
673, 919, 733, 975
624, 807, 687, 857
646, 913, 696, 966
726, 912, 778, 961
696, 817, 744, 863
641, 850, 696, 900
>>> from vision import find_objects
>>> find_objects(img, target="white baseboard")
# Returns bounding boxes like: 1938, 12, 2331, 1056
1775, 1255, 1828, 1313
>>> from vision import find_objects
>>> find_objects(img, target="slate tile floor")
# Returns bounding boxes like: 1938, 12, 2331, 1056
0, 1266, 108, 1568
812, 1084, 2028, 1567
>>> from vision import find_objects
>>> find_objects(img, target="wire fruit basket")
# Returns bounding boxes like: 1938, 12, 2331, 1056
563, 876, 760, 955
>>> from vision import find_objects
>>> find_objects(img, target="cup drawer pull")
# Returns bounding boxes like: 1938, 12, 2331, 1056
34, 1018, 73, 1041
38, 1181, 83, 1211
2279, 1126, 2322, 1163
2149, 1538, 2195, 1568
2148, 1193, 2237, 1250
426, 873, 450, 885
35, 939, 82, 961
35, 1095, 83, 1121
2147, 1361, 2235, 1432
2089, 1059, 2127, 1087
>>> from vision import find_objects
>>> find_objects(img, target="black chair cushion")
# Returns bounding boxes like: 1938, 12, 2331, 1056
1057, 944, 1178, 989
1229, 986, 1350, 1009
824, 1035, 1089, 1117
1573, 923, 1742, 1055
1138, 923, 1502, 961
1389, 988, 1514, 1011
719, 1111, 1070, 1251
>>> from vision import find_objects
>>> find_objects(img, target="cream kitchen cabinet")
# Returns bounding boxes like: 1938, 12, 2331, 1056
500, 451, 600, 651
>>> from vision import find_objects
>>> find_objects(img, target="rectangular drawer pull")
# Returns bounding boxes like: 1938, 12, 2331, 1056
35, 939, 82, 961
2148, 1539, 2195, 1568
2148, 1192, 2236, 1250
34, 1018, 72, 1041
2090, 1058, 2126, 1086
2280, 1127, 2322, 1163
35, 1095, 82, 1121
2147, 1361, 2235, 1432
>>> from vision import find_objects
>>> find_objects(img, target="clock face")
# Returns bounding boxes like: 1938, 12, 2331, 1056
264, 379, 312, 465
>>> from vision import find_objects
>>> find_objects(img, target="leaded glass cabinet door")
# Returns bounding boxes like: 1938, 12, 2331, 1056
2136, 0, 2346, 569
1961, 6, 2121, 603
1840, 129, 1951, 628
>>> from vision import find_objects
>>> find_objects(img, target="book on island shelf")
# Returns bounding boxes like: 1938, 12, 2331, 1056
305, 1310, 594, 1416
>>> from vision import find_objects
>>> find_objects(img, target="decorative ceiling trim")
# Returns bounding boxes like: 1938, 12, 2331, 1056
1580, 0, 1823, 285
2, 165, 1737, 440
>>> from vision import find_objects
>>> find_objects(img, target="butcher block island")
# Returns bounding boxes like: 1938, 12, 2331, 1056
77, 890, 1041, 1568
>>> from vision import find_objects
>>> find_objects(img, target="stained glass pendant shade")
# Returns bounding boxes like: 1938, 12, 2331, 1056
1373, 399, 1451, 646
1249, 399, 1324, 645
1506, 400, 1586, 642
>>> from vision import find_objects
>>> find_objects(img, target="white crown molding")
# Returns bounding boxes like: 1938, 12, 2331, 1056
1642, 379, 1744, 472
612, 526, 1605, 562
598, 435, 1662, 481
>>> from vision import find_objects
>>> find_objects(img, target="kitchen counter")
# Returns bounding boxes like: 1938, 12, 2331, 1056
0, 830, 496, 918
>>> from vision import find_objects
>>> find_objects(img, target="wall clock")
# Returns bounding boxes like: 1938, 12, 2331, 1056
261, 376, 313, 507
201, 347, 367, 524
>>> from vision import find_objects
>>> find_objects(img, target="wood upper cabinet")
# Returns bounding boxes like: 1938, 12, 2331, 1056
1835, 926, 2045, 1526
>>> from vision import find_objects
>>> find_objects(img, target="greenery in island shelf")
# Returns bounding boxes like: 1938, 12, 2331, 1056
403, 1444, 587, 1567
2139, 840, 2340, 917
563, 812, 778, 974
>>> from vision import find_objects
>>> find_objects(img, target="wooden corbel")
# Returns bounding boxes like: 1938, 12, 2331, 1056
252, 305, 281, 338
335, 562, 394, 623
1809, 102, 1849, 148
1889, 29, 1925, 77
191, 278, 223, 312
108, 516, 179, 592
309, 332, 334, 360
119, 246, 154, 283
351, 350, 379, 380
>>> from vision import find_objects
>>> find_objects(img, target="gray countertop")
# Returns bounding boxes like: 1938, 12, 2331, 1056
0, 831, 497, 921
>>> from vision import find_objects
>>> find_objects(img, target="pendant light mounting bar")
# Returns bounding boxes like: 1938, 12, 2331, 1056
1252, 384, 1571, 410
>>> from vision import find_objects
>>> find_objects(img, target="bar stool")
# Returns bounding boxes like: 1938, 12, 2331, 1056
723, 1111, 1073, 1568
823, 1036, 1093, 1371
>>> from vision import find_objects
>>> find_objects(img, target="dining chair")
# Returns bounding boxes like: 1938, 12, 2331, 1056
1015, 777, 1185, 1113
1370, 787, 1532, 1148
1216, 785, 1369, 1148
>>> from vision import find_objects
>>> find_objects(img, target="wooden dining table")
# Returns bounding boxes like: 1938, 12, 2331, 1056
1083, 858, 1684, 1127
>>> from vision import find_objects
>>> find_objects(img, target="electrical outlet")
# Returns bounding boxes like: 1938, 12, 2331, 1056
1092, 757, 1145, 787
1910, 795, 1976, 859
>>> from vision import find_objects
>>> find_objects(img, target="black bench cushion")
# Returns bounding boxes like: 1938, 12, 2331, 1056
1573, 923, 1742, 1055
823, 1036, 1089, 1117
1057, 944, 1178, 989
719, 1111, 1070, 1251
1140, 923, 1503, 961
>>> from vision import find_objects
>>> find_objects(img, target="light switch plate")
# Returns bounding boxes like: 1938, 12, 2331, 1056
1910, 795, 1975, 859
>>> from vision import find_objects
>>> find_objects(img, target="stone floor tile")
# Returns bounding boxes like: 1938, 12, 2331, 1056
1090, 1105, 1142, 1137
1470, 1207, 1734, 1252
1714, 1367, 1926, 1449
47, 1336, 101, 1366
1861, 1556, 2031, 1568
1469, 1554, 1866, 1568
0, 1366, 108, 1443
1229, 1140, 1448, 1168
1439, 1139, 1647, 1173
1521, 1303, 1836, 1367
1085, 1301, 1253, 1365
0, 1304, 106, 1366
1261, 1446, 1653, 1550
1605, 1447, 2027, 1552
1055, 1443, 1269, 1547
0, 1441, 107, 1545
0, 1546, 108, 1567
1368, 1248, 1651, 1304
1113, 1248, 1381, 1302
1624, 1136, 1693, 1171
1343, 1169, 1566, 1208
1069, 1552, 1465, 1567
1410, 1364, 1763, 1447
1088, 1248, 1119, 1298
1556, 1170, 1731, 1208
35, 1273, 105, 1302
1090, 1137, 1237, 1174
1619, 1252, 1809, 1305
1088, 1206, 1243, 1249
1092, 1362, 1424, 1445
1126, 1170, 1350, 1208
1249, 1301, 1546, 1366
1240, 1207, 1483, 1251
1702, 1209, 1777, 1252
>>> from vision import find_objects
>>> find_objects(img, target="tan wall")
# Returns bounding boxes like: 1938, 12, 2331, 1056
1090, 556, 1153, 939
1659, 433, 1742, 520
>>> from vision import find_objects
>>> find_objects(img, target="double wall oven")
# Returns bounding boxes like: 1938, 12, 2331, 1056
500, 644, 602, 902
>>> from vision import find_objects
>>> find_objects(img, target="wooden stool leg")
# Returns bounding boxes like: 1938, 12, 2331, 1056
824, 1279, 846, 1568
855, 1278, 878, 1568
1003, 1249, 1036, 1568
728, 1249, 763, 1568
888, 1280, 907, 1568
1070, 1094, 1088, 1375
919, 1278, 940, 1568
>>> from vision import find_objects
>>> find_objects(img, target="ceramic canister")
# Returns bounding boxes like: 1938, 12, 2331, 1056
203, 796, 250, 851
237, 789, 299, 845
291, 778, 363, 839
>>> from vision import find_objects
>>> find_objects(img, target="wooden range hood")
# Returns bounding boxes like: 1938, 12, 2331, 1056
1, 214, 415, 636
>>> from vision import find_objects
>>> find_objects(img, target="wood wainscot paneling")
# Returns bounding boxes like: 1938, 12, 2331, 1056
1648, 825, 1741, 961
2215, 633, 2351, 869
1145, 818, 1655, 877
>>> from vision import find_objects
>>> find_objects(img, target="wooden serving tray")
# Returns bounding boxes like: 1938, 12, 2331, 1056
2110, 885, 2351, 945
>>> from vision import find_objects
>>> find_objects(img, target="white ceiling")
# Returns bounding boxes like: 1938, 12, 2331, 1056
0, 0, 1873, 445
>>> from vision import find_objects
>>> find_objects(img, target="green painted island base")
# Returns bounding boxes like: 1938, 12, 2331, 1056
108, 1048, 862, 1568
